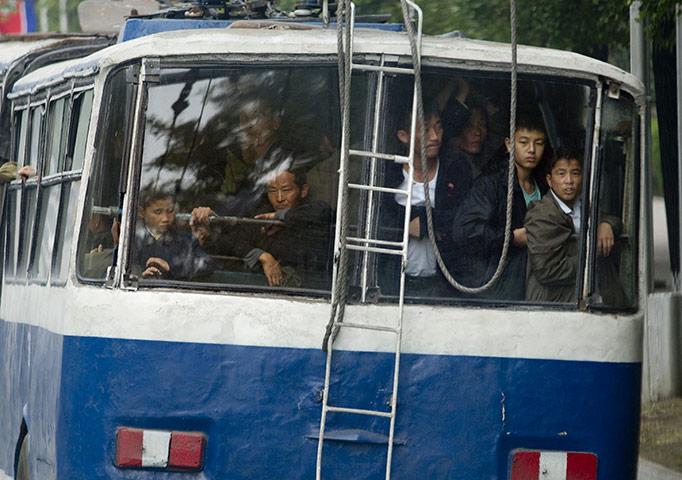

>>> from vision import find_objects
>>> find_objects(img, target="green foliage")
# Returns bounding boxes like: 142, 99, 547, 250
652, 116, 664, 197
37, 0, 81, 32
355, 0, 630, 57
634, 0, 680, 50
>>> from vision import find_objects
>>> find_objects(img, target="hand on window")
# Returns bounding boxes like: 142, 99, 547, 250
142, 257, 170, 278
190, 206, 217, 227
18, 165, 36, 182
597, 222, 615, 257
259, 252, 282, 286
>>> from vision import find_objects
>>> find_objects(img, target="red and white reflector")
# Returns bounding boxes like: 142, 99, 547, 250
510, 451, 597, 480
115, 427, 205, 471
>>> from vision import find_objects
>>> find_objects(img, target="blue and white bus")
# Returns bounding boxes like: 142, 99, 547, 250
0, 6, 644, 480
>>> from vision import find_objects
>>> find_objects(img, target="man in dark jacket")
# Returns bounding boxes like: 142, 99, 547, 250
381, 99, 472, 297
232, 168, 332, 289
452, 113, 548, 300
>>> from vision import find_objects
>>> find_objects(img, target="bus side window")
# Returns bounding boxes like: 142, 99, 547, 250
16, 105, 43, 280
4, 108, 28, 281
590, 94, 638, 309
51, 90, 94, 285
30, 96, 69, 283
77, 69, 132, 282
67, 91, 93, 171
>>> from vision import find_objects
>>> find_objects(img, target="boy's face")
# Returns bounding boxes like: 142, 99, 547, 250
546, 158, 583, 207
267, 171, 308, 211
397, 112, 443, 161
506, 127, 546, 172
139, 198, 176, 235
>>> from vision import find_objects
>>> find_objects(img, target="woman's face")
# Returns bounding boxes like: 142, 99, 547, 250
458, 108, 488, 155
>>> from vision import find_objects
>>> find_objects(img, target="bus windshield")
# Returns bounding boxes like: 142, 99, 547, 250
77, 63, 638, 310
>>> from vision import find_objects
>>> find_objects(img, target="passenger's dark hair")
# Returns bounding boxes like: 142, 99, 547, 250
397, 97, 441, 133
291, 168, 308, 189
546, 146, 583, 174
139, 187, 175, 209
513, 110, 547, 138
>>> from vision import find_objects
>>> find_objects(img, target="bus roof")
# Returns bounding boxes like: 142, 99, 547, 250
0, 34, 114, 74
8, 25, 644, 98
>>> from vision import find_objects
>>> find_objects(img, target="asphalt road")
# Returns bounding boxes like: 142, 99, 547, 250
640, 458, 682, 480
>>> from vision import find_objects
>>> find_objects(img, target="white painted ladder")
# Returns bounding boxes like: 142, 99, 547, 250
316, 2, 423, 479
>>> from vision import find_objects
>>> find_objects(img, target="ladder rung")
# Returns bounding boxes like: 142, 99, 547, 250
349, 149, 410, 164
351, 63, 415, 75
348, 183, 410, 196
337, 321, 399, 333
346, 244, 404, 256
347, 236, 405, 249
326, 405, 394, 418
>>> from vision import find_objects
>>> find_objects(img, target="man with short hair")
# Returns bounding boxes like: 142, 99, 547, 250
382, 98, 472, 297
525, 148, 621, 302
452, 112, 549, 300
232, 168, 332, 287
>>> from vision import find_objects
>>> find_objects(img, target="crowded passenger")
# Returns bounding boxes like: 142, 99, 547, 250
451, 112, 549, 300
135, 188, 214, 280
454, 100, 490, 179
382, 98, 472, 297
525, 147, 624, 303
190, 94, 305, 248
230, 168, 331, 288
524, 148, 584, 302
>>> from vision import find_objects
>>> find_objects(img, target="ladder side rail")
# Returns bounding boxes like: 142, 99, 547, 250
359, 55, 388, 303
317, 3, 356, 479
385, 3, 422, 478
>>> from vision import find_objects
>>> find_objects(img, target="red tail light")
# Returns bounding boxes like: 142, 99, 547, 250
115, 427, 205, 471
510, 450, 597, 480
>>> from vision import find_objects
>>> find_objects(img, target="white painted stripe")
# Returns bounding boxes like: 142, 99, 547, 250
0, 283, 643, 363
539, 451, 567, 480
141, 430, 171, 468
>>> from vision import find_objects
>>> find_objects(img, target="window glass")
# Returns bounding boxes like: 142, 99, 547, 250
4, 188, 17, 279
46, 97, 67, 175
590, 94, 638, 309
14, 109, 28, 167
69, 90, 93, 171
30, 186, 60, 283
27, 106, 42, 168
131, 66, 340, 291
51, 181, 81, 284
16, 107, 42, 279
373, 73, 594, 305
77, 69, 133, 281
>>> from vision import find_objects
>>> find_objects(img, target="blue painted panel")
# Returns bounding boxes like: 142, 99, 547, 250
0, 321, 641, 479
118, 18, 403, 42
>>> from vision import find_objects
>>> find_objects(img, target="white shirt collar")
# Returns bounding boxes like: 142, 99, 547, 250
550, 189, 580, 214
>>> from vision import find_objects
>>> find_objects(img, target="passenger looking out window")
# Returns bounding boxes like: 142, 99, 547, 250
383, 99, 472, 297
451, 113, 548, 300
192, 94, 301, 224
525, 148, 623, 303
134, 189, 214, 280
230, 168, 332, 288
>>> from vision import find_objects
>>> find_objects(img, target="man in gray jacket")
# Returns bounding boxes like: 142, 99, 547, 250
525, 148, 620, 302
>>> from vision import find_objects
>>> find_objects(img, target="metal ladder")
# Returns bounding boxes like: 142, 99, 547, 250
316, 2, 423, 479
